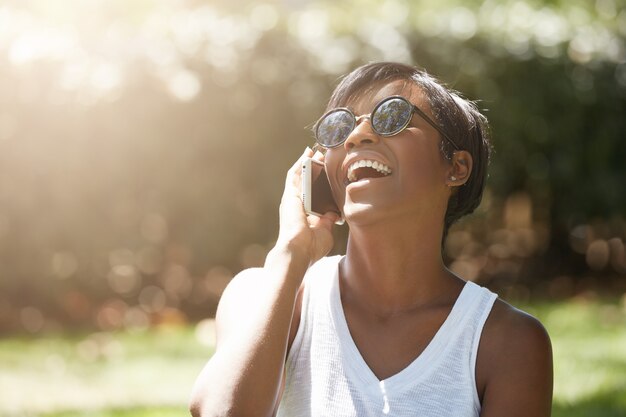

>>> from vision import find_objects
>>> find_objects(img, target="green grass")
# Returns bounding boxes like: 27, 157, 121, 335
522, 298, 626, 416
32, 407, 185, 417
0, 324, 213, 417
1, 299, 625, 416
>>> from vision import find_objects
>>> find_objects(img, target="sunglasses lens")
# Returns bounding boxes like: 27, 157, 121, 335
316, 109, 355, 147
372, 97, 413, 136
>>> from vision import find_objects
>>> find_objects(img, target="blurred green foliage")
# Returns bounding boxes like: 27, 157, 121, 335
0, 0, 624, 332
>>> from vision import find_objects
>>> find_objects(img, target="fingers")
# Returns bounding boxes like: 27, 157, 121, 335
307, 211, 341, 229
286, 147, 323, 179
280, 148, 315, 224
287, 147, 314, 176
311, 149, 324, 163
320, 211, 341, 224
284, 147, 316, 194
306, 212, 338, 262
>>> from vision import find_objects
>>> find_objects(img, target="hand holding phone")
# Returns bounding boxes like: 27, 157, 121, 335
301, 158, 344, 225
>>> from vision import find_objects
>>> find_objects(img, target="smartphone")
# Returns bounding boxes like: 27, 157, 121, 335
301, 158, 344, 225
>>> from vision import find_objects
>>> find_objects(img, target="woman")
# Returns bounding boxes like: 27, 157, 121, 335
190, 62, 553, 417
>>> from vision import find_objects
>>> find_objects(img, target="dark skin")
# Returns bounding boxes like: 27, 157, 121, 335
286, 80, 553, 415
190, 80, 552, 417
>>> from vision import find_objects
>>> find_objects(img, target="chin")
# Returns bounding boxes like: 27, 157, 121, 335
343, 194, 428, 227
342, 201, 388, 226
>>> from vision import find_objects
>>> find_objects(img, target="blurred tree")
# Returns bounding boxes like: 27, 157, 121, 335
0, 0, 624, 332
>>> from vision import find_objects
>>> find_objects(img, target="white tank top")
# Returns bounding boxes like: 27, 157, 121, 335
277, 255, 498, 417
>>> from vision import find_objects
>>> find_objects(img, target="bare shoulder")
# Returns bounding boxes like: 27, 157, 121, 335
214, 267, 306, 353
476, 298, 553, 417
214, 268, 266, 344
481, 298, 552, 355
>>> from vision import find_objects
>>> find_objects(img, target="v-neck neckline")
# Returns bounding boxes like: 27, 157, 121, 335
328, 258, 477, 396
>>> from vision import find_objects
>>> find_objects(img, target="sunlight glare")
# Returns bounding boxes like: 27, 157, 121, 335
166, 68, 201, 101
249, 3, 279, 31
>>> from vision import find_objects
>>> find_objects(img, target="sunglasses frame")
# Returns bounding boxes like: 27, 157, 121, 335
314, 95, 461, 150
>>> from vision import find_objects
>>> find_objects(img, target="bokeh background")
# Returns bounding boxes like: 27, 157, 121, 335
0, 0, 625, 416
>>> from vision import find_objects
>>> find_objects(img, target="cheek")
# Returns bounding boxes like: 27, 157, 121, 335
396, 145, 448, 187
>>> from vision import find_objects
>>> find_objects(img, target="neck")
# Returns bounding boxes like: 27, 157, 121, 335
341, 216, 459, 318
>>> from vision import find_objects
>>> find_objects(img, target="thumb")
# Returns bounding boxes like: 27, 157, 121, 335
321, 211, 342, 226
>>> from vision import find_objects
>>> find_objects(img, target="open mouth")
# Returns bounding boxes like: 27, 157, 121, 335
346, 159, 392, 184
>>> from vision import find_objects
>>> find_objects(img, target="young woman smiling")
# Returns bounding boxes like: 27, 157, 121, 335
190, 62, 553, 417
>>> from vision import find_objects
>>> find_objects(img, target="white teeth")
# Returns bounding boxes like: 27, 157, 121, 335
346, 159, 392, 183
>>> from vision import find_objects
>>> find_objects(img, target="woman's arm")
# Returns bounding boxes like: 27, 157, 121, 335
477, 301, 554, 417
188, 249, 307, 417
189, 148, 338, 417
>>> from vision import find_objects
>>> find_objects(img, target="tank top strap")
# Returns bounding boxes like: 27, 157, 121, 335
285, 255, 343, 370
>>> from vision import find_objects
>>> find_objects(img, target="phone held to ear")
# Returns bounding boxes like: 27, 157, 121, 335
301, 158, 344, 225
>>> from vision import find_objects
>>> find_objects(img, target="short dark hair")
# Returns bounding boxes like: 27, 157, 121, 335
326, 62, 492, 238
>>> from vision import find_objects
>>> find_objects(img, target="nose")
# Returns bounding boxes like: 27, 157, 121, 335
343, 114, 380, 150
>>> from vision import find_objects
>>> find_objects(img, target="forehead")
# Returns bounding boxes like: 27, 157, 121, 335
346, 79, 431, 115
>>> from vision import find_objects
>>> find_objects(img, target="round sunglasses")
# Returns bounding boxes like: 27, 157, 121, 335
314, 95, 460, 150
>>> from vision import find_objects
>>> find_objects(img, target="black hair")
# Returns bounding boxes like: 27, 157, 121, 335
326, 62, 492, 240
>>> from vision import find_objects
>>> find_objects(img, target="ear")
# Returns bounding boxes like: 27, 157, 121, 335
446, 151, 473, 187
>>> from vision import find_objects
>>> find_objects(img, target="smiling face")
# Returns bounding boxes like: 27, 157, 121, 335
323, 80, 454, 227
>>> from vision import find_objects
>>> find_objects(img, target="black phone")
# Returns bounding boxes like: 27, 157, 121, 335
301, 158, 344, 225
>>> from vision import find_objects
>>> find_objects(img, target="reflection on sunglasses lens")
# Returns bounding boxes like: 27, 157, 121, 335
319, 110, 354, 146
373, 98, 412, 135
